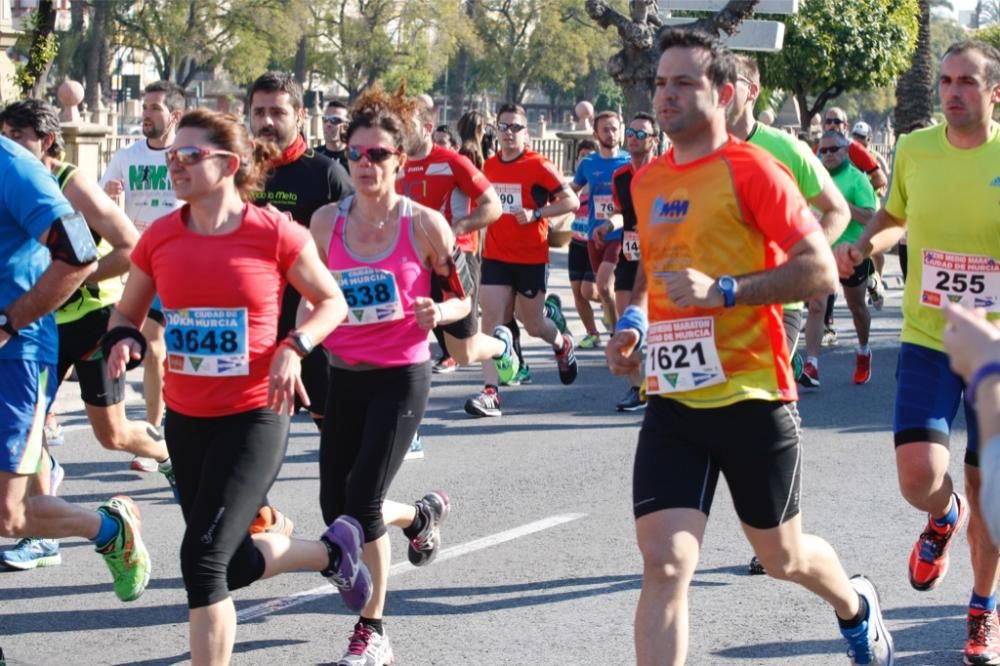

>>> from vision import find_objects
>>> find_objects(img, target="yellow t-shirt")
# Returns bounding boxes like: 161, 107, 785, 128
886, 124, 1000, 352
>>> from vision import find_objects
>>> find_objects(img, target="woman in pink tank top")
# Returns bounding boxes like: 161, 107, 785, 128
308, 87, 469, 665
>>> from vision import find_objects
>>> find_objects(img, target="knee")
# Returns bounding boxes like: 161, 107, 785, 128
179, 539, 229, 607
897, 461, 941, 502
446, 339, 474, 366
638, 543, 698, 589
91, 419, 131, 452
807, 299, 825, 316
756, 548, 805, 582
146, 336, 166, 361
343, 500, 387, 544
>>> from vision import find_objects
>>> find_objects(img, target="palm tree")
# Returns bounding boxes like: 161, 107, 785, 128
894, 0, 934, 135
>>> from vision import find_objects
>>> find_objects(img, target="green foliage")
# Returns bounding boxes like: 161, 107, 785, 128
758, 0, 920, 120
13, 7, 58, 93
977, 23, 1000, 51
931, 16, 969, 63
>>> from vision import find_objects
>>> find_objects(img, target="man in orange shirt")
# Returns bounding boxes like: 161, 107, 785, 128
606, 28, 893, 666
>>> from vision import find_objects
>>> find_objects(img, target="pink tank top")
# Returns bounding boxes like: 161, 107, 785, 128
323, 196, 432, 367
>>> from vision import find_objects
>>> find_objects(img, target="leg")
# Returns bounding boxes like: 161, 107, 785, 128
141, 318, 166, 427
842, 282, 871, 347
88, 402, 169, 460
515, 290, 560, 344
478, 284, 516, 388
804, 297, 825, 360
571, 280, 599, 336
966, 465, 1000, 598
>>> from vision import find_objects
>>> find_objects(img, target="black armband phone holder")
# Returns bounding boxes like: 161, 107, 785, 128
98, 326, 148, 370
432, 247, 475, 300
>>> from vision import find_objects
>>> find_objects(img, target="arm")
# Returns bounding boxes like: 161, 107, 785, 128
452, 187, 502, 236
284, 239, 347, 345
539, 187, 580, 219
868, 167, 888, 191
807, 178, 850, 244
412, 206, 471, 328
64, 174, 139, 283
848, 203, 876, 226
834, 208, 907, 276
105, 265, 156, 377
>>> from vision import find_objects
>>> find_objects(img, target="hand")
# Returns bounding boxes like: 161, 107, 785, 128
593, 221, 613, 248
414, 296, 440, 331
833, 243, 863, 279
943, 303, 1000, 382
606, 329, 641, 375
104, 179, 124, 198
513, 209, 532, 225
665, 269, 723, 308
267, 346, 308, 415
107, 339, 142, 379
0, 330, 9, 351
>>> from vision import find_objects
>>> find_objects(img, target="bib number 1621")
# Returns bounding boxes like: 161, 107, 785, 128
648, 342, 706, 372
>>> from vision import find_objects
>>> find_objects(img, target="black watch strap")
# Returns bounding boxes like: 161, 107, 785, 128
0, 311, 17, 337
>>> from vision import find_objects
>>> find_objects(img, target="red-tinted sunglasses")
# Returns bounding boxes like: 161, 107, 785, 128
347, 145, 401, 163
166, 145, 238, 166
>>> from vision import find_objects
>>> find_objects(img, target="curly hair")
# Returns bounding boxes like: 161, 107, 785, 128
346, 84, 419, 150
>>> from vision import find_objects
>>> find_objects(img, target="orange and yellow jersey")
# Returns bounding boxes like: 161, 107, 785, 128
631, 138, 821, 409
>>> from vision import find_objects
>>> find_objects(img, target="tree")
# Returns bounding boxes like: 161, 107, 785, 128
14, 0, 58, 98
894, 0, 934, 134
585, 0, 763, 120
973, 1, 1000, 28
757, 0, 919, 129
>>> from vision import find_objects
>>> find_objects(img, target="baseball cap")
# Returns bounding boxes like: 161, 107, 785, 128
851, 121, 871, 138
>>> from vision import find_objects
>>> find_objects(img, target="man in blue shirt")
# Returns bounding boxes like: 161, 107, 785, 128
0, 135, 151, 603
571, 111, 630, 335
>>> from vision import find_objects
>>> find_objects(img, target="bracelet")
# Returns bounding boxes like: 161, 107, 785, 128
615, 304, 648, 349
969, 361, 1000, 406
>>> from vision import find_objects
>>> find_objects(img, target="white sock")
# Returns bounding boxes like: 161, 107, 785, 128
807, 356, 818, 368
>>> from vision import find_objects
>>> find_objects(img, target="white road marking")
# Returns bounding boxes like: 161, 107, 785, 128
236, 512, 587, 623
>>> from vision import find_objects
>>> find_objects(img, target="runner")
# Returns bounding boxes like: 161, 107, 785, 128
100, 81, 186, 472
567, 140, 602, 350
470, 103, 580, 417
0, 99, 176, 569
105, 108, 368, 666
432, 124, 459, 151
309, 87, 461, 666
726, 53, 851, 384
317, 99, 350, 170
594, 112, 659, 411
812, 130, 878, 386
834, 40, 1000, 665
0, 132, 150, 603
570, 111, 630, 335
608, 29, 892, 665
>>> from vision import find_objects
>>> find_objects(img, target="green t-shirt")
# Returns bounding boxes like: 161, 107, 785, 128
748, 123, 826, 200
829, 160, 876, 247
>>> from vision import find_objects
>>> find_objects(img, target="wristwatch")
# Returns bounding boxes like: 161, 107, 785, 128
715, 275, 738, 308
283, 331, 314, 358
0, 310, 17, 337
532, 208, 543, 221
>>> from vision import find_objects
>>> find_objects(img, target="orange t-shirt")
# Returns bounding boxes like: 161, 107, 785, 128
483, 150, 566, 265
631, 138, 820, 408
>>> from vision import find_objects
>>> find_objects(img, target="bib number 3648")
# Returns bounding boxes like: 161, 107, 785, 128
645, 317, 726, 395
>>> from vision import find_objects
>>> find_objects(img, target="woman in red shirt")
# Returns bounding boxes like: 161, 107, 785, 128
106, 109, 369, 666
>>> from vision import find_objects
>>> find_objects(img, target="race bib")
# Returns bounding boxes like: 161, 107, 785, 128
494, 183, 523, 214
593, 194, 615, 220
623, 231, 640, 261
164, 307, 249, 376
645, 317, 726, 395
333, 266, 404, 325
571, 217, 590, 242
920, 249, 1000, 311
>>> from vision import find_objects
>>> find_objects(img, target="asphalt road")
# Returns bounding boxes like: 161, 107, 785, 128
0, 252, 980, 665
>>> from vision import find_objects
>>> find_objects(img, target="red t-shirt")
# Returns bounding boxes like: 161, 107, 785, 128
847, 140, 879, 174
483, 150, 566, 264
131, 204, 311, 417
396, 144, 490, 253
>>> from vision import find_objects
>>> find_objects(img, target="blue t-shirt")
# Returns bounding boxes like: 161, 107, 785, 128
572, 150, 630, 240
0, 136, 74, 363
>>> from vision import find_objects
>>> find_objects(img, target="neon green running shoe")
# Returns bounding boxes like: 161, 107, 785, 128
544, 294, 567, 334
578, 333, 602, 349
96, 496, 151, 602
491, 325, 520, 385
503, 363, 532, 386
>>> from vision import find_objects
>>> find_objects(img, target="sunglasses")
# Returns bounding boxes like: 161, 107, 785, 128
323, 115, 348, 125
824, 118, 845, 125
497, 122, 526, 134
347, 145, 401, 163
818, 146, 843, 155
166, 145, 238, 166
625, 128, 652, 140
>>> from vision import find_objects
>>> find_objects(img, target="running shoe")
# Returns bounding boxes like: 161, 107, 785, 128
544, 294, 567, 334
465, 386, 501, 417
867, 274, 885, 311
44, 413, 64, 446
1, 538, 61, 570
799, 360, 820, 388
336, 623, 394, 666
432, 356, 458, 374
555, 333, 578, 385
49, 456, 64, 496
320, 515, 372, 612
249, 506, 295, 537
158, 459, 180, 504
909, 492, 968, 591
841, 574, 894, 665
491, 325, 520, 385
748, 555, 766, 576
408, 490, 450, 566
503, 364, 532, 386
822, 326, 839, 347
578, 333, 602, 349
616, 386, 646, 412
404, 433, 424, 461
965, 608, 1000, 666
130, 456, 158, 473
792, 352, 804, 383
96, 496, 151, 602
854, 350, 872, 385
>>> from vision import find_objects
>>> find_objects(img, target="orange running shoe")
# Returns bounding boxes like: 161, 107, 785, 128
908, 492, 968, 591
853, 350, 872, 385
965, 608, 1000, 666
249, 506, 295, 537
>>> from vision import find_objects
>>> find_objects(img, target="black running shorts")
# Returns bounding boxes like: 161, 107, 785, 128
633, 397, 802, 529
481, 258, 547, 299
614, 258, 638, 293
57, 306, 125, 407
568, 240, 595, 283
840, 257, 874, 288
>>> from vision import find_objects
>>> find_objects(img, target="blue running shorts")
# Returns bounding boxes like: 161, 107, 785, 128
894, 342, 979, 465
0, 359, 57, 475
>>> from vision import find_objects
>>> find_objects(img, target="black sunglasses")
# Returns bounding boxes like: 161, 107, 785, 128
347, 145, 400, 163
824, 118, 845, 125
497, 122, 526, 134
323, 115, 348, 125
818, 146, 843, 155
626, 128, 652, 140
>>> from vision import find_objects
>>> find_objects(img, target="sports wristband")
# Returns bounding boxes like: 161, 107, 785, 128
969, 361, 1000, 406
98, 326, 148, 370
615, 304, 648, 349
